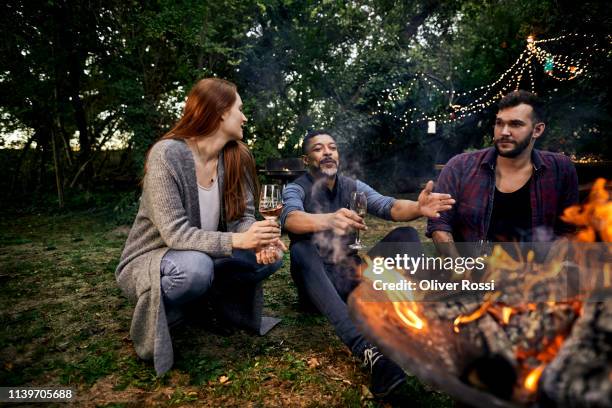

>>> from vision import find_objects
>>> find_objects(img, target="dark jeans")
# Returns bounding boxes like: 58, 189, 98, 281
290, 226, 422, 356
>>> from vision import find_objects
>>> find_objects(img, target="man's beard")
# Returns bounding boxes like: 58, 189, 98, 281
314, 159, 338, 178
494, 133, 533, 158
320, 166, 338, 177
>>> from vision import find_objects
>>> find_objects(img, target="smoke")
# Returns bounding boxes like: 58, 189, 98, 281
305, 176, 353, 264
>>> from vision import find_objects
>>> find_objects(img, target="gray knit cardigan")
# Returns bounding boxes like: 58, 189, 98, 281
115, 139, 255, 375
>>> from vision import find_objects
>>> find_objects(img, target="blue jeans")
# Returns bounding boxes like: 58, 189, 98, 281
161, 249, 281, 306
290, 227, 422, 356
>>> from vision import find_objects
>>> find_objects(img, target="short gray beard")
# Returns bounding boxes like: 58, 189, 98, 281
321, 167, 338, 177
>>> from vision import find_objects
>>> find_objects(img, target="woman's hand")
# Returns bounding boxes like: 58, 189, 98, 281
255, 238, 288, 264
232, 219, 280, 250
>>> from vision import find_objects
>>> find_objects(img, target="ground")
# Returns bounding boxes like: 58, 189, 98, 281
0, 206, 452, 407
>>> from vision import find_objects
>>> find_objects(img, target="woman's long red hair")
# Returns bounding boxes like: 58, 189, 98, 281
145, 78, 258, 222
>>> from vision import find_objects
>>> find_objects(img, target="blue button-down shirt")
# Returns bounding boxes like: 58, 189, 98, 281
280, 177, 396, 228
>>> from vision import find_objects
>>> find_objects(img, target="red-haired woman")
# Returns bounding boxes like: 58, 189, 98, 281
116, 78, 285, 375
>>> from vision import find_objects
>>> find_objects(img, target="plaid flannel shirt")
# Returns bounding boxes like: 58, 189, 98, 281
426, 147, 578, 242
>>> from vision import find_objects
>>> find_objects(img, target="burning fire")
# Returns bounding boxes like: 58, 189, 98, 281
520, 335, 566, 393
562, 178, 612, 242
359, 256, 427, 331
351, 179, 610, 405
453, 294, 499, 333
453, 300, 532, 333
452, 179, 610, 398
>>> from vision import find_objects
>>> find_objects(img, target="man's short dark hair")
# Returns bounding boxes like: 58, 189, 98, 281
498, 90, 545, 123
302, 129, 334, 154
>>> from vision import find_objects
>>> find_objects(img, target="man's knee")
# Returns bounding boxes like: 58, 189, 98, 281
383, 226, 420, 243
290, 240, 327, 282
290, 240, 317, 261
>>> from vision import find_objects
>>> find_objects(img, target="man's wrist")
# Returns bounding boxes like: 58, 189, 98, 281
416, 202, 423, 217
318, 213, 333, 231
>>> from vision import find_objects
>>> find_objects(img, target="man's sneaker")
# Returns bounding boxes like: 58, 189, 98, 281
362, 345, 406, 398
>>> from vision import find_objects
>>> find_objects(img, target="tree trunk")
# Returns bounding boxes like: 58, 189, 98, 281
70, 79, 92, 185
10, 131, 37, 192
35, 128, 51, 194
51, 125, 64, 208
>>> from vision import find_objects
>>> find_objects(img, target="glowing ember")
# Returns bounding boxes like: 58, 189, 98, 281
485, 304, 516, 326
501, 306, 513, 324
453, 299, 492, 333
524, 365, 544, 392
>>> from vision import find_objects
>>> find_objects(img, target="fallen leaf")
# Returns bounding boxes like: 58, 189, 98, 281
307, 357, 320, 369
219, 375, 229, 384
361, 385, 374, 400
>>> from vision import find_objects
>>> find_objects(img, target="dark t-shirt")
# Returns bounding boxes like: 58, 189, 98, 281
487, 178, 532, 242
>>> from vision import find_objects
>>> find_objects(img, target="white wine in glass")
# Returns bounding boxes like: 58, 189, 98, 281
259, 184, 284, 252
349, 191, 367, 250
259, 184, 283, 220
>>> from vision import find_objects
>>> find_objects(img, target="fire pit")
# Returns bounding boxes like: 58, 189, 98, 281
349, 179, 612, 407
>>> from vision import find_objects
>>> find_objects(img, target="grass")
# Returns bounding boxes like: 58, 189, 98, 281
0, 205, 452, 407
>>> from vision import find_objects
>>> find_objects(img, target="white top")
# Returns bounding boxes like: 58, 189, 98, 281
198, 178, 220, 232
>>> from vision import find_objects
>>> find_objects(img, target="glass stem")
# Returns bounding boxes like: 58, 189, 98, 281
355, 228, 360, 245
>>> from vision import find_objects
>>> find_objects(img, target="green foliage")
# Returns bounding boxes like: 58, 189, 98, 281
110, 192, 141, 225
174, 354, 226, 386
60, 350, 119, 385
0, 0, 610, 198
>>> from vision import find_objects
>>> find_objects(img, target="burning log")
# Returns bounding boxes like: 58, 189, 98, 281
349, 283, 521, 408
539, 299, 612, 407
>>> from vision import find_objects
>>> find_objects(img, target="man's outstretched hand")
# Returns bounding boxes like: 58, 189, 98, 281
417, 180, 455, 218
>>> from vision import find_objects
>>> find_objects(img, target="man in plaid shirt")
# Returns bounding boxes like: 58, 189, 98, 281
427, 90, 578, 256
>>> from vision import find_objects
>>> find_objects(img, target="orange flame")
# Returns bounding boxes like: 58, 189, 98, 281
524, 365, 544, 392
453, 297, 495, 333
501, 306, 513, 324
562, 178, 612, 242
393, 302, 425, 330
358, 255, 427, 331
486, 304, 517, 325
518, 334, 567, 394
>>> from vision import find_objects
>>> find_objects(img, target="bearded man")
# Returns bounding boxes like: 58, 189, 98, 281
281, 129, 454, 398
427, 90, 578, 255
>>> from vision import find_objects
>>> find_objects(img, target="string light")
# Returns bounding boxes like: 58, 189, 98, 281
376, 33, 610, 128
528, 55, 536, 93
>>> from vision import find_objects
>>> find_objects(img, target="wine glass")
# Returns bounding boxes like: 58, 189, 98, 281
259, 184, 284, 251
349, 191, 367, 250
